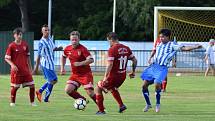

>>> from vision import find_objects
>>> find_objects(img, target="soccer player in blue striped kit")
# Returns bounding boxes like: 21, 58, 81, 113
33, 24, 63, 102
141, 28, 202, 112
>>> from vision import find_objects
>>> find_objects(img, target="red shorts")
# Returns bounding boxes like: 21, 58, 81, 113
98, 75, 126, 90
67, 72, 94, 89
11, 74, 34, 88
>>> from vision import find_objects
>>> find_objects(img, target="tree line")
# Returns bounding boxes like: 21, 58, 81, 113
0, 0, 215, 41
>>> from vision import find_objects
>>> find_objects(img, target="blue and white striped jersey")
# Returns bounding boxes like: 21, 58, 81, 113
154, 41, 181, 66
38, 36, 56, 70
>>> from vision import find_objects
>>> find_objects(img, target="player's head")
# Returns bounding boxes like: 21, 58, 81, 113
159, 28, 171, 44
106, 32, 119, 47
70, 31, 80, 46
209, 39, 215, 46
13, 27, 23, 41
41, 24, 49, 38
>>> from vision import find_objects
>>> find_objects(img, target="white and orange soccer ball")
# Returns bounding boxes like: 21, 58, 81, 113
73, 98, 87, 110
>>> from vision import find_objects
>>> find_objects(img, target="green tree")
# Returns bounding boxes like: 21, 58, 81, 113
0, 0, 29, 32
0, 0, 12, 7
52, 0, 113, 40
116, 0, 159, 41
1, 0, 215, 40
77, 0, 112, 40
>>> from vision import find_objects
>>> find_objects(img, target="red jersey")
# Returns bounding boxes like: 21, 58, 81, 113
152, 38, 161, 51
63, 44, 92, 75
107, 43, 134, 78
5, 41, 31, 76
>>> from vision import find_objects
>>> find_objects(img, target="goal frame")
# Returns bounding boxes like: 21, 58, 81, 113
154, 6, 215, 41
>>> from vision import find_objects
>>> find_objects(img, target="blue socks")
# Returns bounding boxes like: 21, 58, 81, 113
44, 83, 53, 102
155, 89, 161, 105
39, 82, 48, 93
142, 89, 151, 105
39, 82, 54, 102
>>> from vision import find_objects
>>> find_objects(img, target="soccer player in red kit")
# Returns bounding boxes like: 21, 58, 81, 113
5, 28, 36, 106
95, 32, 137, 114
60, 31, 96, 104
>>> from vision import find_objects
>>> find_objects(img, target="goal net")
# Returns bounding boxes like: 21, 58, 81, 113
154, 7, 215, 42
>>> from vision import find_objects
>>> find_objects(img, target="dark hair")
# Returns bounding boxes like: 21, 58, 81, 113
13, 27, 23, 34
106, 32, 118, 40
42, 24, 48, 28
70, 31, 80, 38
159, 28, 171, 37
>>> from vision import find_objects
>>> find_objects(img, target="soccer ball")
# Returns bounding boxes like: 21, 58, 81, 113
73, 98, 87, 110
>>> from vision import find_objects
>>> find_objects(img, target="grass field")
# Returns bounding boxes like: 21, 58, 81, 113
0, 74, 215, 121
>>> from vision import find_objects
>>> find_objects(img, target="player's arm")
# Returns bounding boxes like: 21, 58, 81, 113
129, 56, 137, 78
180, 44, 202, 51
103, 48, 114, 82
204, 54, 209, 62
103, 60, 114, 82
27, 56, 33, 72
5, 58, 18, 72
26, 45, 32, 72
5, 45, 18, 72
32, 55, 41, 74
73, 48, 94, 66
204, 47, 210, 62
73, 57, 94, 67
60, 55, 67, 75
53, 46, 63, 51
148, 50, 156, 64
172, 57, 176, 68
50, 37, 63, 51
32, 42, 42, 74
148, 39, 159, 64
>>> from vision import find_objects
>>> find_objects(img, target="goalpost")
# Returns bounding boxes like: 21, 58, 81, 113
154, 7, 215, 42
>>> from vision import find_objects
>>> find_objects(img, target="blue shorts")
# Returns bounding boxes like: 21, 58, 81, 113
41, 66, 58, 82
140, 63, 168, 84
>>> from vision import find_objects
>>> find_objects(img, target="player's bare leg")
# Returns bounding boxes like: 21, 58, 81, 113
65, 83, 86, 100
205, 67, 210, 76
85, 88, 96, 103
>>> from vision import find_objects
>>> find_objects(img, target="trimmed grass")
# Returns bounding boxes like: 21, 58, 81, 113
0, 74, 214, 121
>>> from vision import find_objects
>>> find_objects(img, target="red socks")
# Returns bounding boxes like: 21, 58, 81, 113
162, 80, 167, 91
111, 89, 123, 107
68, 91, 86, 100
96, 89, 123, 111
96, 94, 105, 112
29, 87, 35, 103
11, 86, 35, 103
11, 87, 18, 103
90, 94, 97, 103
